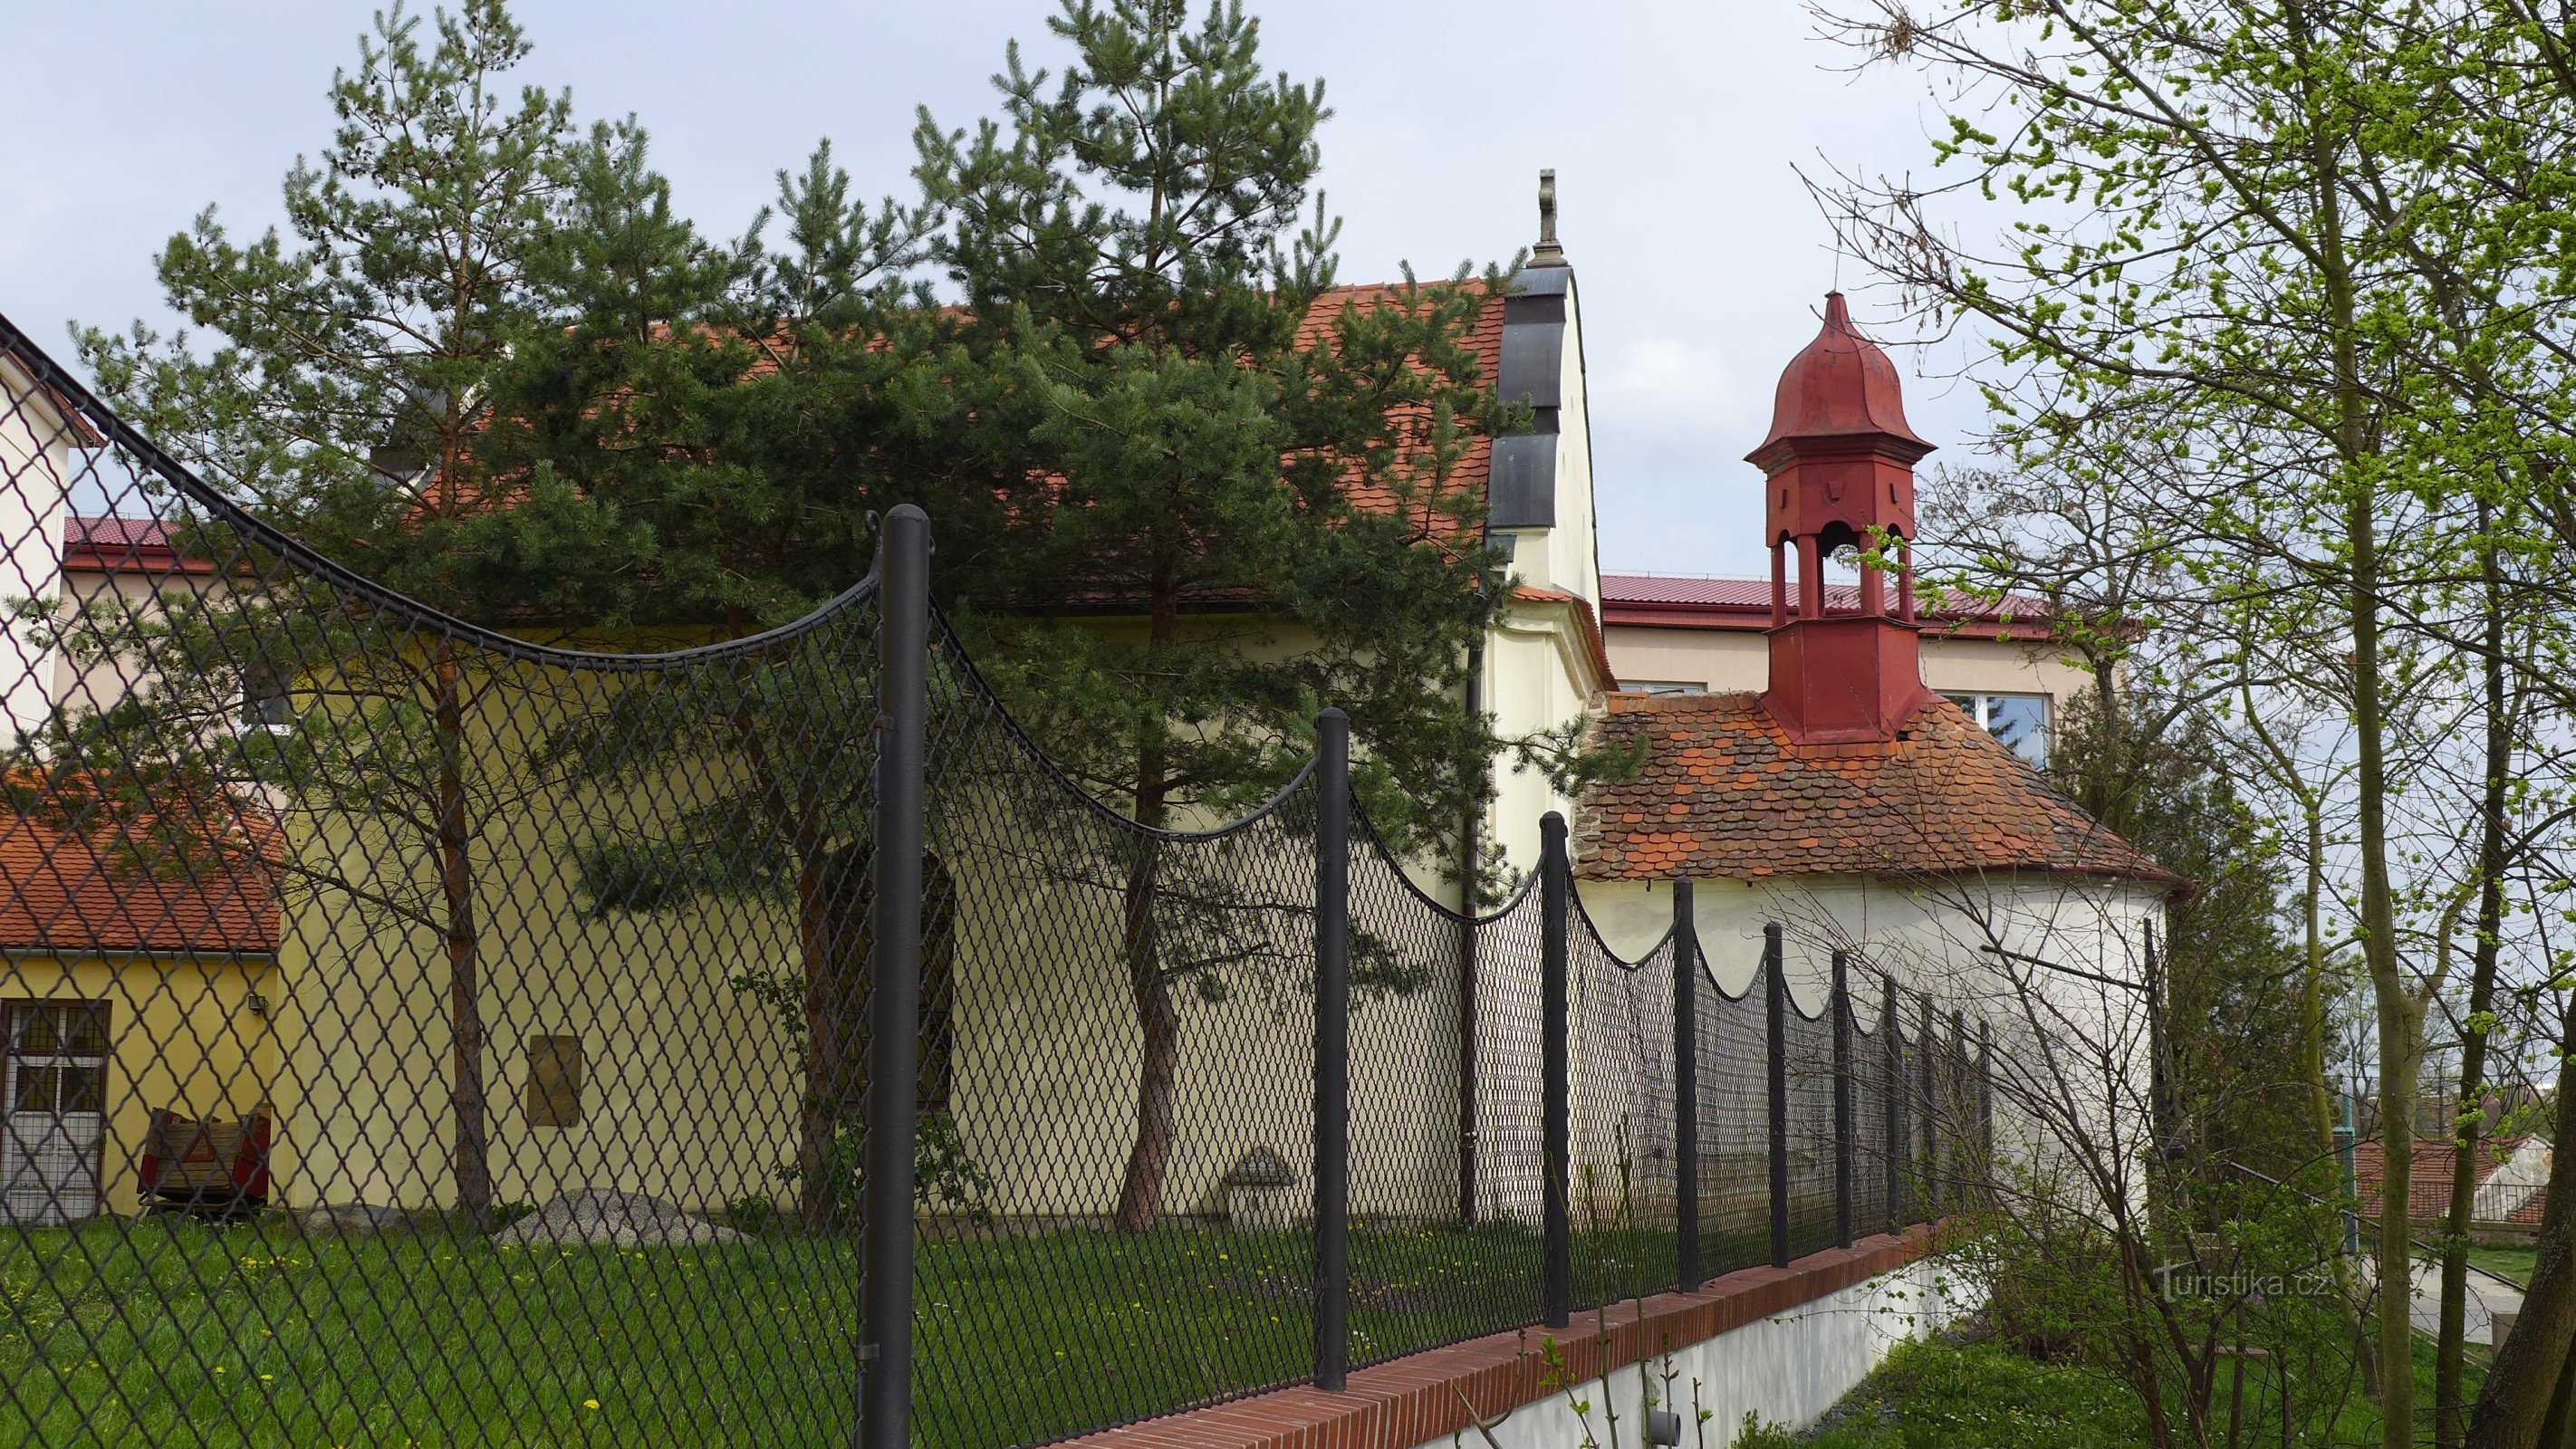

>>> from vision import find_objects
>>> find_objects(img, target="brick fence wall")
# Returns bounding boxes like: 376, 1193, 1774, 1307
1063, 1224, 1964, 1449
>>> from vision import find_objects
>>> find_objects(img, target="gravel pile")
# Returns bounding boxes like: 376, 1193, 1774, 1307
488, 1189, 746, 1247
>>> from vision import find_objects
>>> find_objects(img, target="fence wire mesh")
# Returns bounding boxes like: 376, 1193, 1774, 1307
1, 320, 889, 1448
1568, 900, 1676, 1310
908, 617, 1329, 1444
0, 315, 1997, 1448
1688, 951, 1769, 1277
1781, 988, 1840, 1262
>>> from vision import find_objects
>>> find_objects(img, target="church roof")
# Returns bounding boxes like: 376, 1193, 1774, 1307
1573, 690, 2177, 888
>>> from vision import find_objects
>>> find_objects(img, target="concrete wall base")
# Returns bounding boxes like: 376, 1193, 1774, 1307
1418, 1252, 1979, 1449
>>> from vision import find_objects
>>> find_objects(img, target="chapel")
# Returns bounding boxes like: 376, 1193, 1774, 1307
1572, 295, 2181, 1004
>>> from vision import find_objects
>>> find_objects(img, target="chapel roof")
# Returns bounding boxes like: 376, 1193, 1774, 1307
1749, 291, 1927, 463
1513, 583, 1618, 692
0, 339, 105, 449
1573, 690, 2178, 888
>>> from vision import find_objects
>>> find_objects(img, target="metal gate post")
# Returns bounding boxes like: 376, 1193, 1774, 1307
859, 504, 929, 1449
1312, 709, 1352, 1391
1832, 951, 1853, 1251
1541, 811, 1572, 1329
1673, 879, 1699, 1292
1764, 923, 1789, 1271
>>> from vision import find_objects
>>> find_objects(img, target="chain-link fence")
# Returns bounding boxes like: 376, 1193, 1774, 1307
0, 312, 1995, 1448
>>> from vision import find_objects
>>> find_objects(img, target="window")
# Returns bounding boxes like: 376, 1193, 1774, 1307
1941, 693, 2052, 767
3, 1001, 111, 1224
1624, 680, 1706, 697
524, 1034, 583, 1128
4, 1001, 110, 1117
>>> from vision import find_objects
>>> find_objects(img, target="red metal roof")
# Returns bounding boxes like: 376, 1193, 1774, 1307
1573, 690, 2175, 886
1598, 574, 2056, 641
62, 516, 215, 577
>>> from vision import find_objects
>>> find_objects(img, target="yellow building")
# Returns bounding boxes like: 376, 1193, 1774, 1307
0, 798, 282, 1223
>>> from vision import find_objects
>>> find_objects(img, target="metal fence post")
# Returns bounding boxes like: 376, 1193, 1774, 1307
1976, 1019, 1994, 1195
1883, 973, 1904, 1233
1312, 710, 1352, 1391
1832, 951, 1853, 1251
859, 504, 929, 1449
1541, 811, 1572, 1329
1918, 993, 1938, 1223
1456, 878, 1479, 1229
1948, 1009, 1968, 1214
1764, 922, 1789, 1271
1673, 879, 1700, 1292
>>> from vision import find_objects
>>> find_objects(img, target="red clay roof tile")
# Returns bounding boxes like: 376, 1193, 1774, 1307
2352, 1134, 2540, 1221
0, 791, 280, 955
1572, 691, 2176, 886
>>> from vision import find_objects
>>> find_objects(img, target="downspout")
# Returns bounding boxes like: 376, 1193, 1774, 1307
1457, 636, 1483, 1226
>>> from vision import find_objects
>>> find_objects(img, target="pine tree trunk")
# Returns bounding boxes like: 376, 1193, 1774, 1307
2437, 523, 2512, 1447
1113, 768, 1173, 1235
797, 857, 840, 1230
435, 643, 493, 1230
1114, 586, 1181, 1235
2465, 1010, 2576, 1448
793, 842, 874, 1232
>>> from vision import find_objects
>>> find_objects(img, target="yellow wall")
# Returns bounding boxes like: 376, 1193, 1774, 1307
248, 647, 811, 1214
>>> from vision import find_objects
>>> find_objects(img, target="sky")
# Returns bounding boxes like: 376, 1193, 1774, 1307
0, 0, 1997, 580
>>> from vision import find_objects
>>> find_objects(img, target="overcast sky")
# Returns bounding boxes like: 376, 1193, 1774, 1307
0, 1, 1993, 579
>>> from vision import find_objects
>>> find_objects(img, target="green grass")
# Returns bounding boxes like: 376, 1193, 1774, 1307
3, 1213, 1700, 1448
1751, 1323, 2480, 1448
2465, 1244, 2536, 1286
2412, 1242, 2535, 1286
1770, 1337, 2150, 1449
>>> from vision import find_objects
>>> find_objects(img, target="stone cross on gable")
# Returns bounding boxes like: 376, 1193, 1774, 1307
1531, 169, 1567, 267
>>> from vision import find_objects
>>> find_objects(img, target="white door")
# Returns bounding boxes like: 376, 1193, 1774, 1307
2, 1000, 109, 1226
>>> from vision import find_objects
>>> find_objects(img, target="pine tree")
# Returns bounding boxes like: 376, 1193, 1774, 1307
913, 0, 1517, 1232
500, 143, 962, 1229
70, 0, 632, 1228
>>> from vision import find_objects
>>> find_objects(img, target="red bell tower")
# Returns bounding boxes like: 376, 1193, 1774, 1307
1747, 293, 1937, 744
